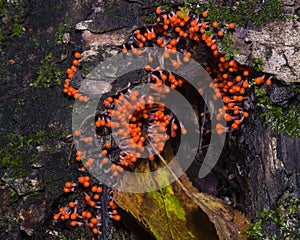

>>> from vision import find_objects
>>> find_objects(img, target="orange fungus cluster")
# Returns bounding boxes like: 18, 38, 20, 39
56, 5, 273, 236
53, 175, 121, 235
123, 6, 272, 134
63, 52, 88, 102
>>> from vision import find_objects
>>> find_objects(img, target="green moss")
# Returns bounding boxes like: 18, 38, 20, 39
183, 0, 285, 27
11, 22, 25, 37
154, 0, 173, 12
9, 187, 17, 198
242, 197, 300, 239
144, 15, 157, 24
217, 32, 240, 60
82, 65, 90, 77
32, 36, 40, 47
252, 58, 264, 71
255, 87, 300, 137
30, 53, 63, 88
181, 0, 205, 17
55, 22, 71, 43
0, 130, 67, 177
0, 0, 5, 15
0, 134, 29, 177
0, 0, 26, 52
149, 1, 283, 60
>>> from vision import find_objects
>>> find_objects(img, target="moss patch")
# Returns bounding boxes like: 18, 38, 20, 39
0, 0, 26, 52
0, 130, 66, 177
243, 197, 300, 239
30, 53, 63, 88
255, 86, 300, 137
183, 0, 285, 27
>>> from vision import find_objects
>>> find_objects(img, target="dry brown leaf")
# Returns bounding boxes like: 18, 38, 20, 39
114, 148, 247, 240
